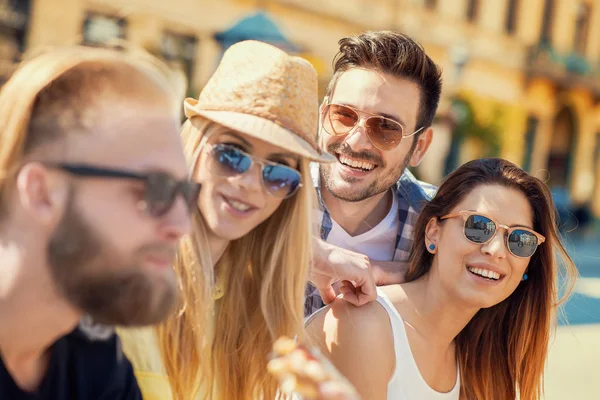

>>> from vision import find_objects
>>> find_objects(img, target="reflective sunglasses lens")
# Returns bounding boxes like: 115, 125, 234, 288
145, 173, 178, 217
262, 165, 302, 198
212, 144, 252, 176
464, 214, 496, 243
508, 230, 538, 257
365, 117, 404, 150
324, 104, 359, 136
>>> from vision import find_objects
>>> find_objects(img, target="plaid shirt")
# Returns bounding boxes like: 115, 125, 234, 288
304, 166, 438, 317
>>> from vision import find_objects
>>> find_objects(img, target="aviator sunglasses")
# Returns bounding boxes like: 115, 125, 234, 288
45, 163, 201, 217
321, 103, 424, 151
202, 143, 303, 199
440, 211, 546, 258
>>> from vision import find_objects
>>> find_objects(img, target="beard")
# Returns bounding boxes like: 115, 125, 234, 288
320, 140, 414, 202
47, 192, 178, 326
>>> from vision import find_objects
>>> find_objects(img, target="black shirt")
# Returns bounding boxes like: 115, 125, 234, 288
0, 328, 142, 400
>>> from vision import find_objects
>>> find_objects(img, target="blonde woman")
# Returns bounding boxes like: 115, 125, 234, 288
118, 40, 338, 399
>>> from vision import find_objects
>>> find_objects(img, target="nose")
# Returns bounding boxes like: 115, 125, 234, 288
480, 229, 507, 260
231, 162, 263, 192
343, 118, 375, 152
159, 195, 192, 240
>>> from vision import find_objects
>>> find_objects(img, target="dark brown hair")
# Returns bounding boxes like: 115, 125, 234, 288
326, 30, 443, 130
407, 158, 577, 400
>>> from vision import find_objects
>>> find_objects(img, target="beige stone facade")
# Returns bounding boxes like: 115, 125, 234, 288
4, 0, 600, 216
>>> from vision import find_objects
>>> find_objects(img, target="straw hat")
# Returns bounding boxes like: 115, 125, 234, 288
184, 40, 334, 162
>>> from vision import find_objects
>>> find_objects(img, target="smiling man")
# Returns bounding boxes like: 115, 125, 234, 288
0, 46, 197, 399
307, 31, 443, 316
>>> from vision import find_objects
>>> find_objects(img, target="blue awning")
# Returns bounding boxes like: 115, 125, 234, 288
214, 11, 301, 53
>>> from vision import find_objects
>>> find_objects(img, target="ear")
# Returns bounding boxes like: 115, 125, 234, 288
317, 97, 330, 146
318, 97, 329, 123
424, 216, 441, 251
16, 163, 69, 226
409, 126, 433, 167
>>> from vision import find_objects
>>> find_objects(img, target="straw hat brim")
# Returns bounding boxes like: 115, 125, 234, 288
184, 100, 335, 163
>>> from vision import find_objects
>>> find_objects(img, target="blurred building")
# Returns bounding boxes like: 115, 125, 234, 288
3, 0, 600, 218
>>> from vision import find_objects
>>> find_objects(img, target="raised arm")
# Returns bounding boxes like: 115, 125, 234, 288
310, 237, 409, 306
306, 299, 395, 400
310, 237, 377, 306
370, 260, 410, 286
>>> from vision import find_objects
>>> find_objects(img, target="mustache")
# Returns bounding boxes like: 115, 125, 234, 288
138, 244, 178, 261
327, 142, 383, 166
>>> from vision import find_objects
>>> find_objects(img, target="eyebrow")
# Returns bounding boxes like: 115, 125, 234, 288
339, 102, 406, 127
220, 131, 253, 148
219, 132, 299, 163
269, 152, 297, 160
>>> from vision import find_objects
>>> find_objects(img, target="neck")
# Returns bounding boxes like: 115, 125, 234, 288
207, 233, 229, 267
321, 185, 393, 236
404, 271, 479, 347
0, 232, 81, 387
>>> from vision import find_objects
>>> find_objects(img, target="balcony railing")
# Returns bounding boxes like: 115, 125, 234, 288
526, 43, 600, 99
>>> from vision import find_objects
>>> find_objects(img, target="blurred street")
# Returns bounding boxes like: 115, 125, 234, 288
545, 227, 600, 399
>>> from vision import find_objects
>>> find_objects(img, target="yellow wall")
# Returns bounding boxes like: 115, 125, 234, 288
21, 0, 600, 216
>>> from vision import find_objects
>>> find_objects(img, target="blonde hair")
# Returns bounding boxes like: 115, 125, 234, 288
0, 44, 185, 216
157, 117, 315, 399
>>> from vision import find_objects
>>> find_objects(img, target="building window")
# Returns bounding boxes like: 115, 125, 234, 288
466, 0, 480, 22
0, 0, 30, 82
540, 0, 555, 44
505, 0, 519, 34
0, 0, 30, 56
522, 115, 538, 172
594, 132, 600, 168
424, 0, 437, 10
82, 12, 126, 46
161, 32, 197, 89
573, 2, 591, 54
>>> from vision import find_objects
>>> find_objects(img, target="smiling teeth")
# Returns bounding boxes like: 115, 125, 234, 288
468, 267, 500, 280
226, 198, 250, 212
339, 155, 375, 171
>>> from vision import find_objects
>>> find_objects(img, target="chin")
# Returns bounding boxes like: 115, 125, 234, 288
457, 291, 501, 309
471, 296, 505, 310
212, 223, 254, 241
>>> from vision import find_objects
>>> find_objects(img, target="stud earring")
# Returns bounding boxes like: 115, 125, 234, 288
428, 244, 436, 251
522, 273, 528, 281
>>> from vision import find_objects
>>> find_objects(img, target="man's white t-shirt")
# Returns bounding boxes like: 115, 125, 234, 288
314, 193, 399, 262
311, 163, 399, 262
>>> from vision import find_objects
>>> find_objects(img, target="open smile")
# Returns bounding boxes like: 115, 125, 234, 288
335, 153, 379, 178
220, 194, 258, 217
466, 265, 506, 283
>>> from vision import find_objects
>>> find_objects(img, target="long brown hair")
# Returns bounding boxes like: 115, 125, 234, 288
157, 117, 315, 399
407, 158, 577, 400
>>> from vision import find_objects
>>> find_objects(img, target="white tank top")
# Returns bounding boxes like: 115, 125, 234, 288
376, 289, 461, 399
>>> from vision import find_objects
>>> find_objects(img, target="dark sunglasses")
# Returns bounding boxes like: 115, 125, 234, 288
205, 143, 303, 199
45, 163, 201, 217
440, 211, 546, 258
322, 103, 424, 151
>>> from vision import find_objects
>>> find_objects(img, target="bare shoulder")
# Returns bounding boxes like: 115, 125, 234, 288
305, 297, 395, 400
306, 297, 391, 345
378, 284, 409, 305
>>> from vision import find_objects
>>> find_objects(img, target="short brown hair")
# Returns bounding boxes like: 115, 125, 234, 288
326, 31, 443, 130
